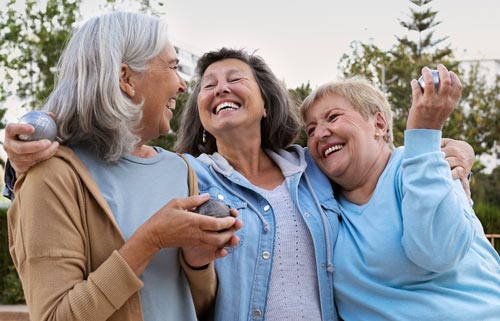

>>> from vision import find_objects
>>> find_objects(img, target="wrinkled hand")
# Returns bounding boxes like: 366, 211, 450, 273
120, 194, 241, 276
182, 207, 243, 268
442, 138, 475, 199
3, 121, 59, 175
407, 64, 462, 130
140, 194, 241, 253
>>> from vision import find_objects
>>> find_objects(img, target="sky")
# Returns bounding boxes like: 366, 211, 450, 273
153, 0, 500, 88
1, 0, 500, 162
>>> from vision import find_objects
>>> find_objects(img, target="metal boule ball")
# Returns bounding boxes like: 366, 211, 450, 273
418, 69, 440, 92
196, 199, 231, 218
18, 111, 58, 142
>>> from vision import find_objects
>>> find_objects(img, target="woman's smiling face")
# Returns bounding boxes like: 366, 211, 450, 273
197, 58, 266, 139
305, 93, 381, 182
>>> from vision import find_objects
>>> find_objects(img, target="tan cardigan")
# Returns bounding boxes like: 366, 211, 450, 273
8, 146, 216, 321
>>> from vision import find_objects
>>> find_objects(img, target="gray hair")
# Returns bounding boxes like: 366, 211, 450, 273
175, 48, 301, 156
43, 12, 169, 161
300, 76, 395, 149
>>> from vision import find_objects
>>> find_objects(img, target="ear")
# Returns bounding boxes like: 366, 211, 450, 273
374, 112, 388, 135
119, 63, 136, 98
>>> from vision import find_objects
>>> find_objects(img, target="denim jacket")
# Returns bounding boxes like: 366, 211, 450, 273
185, 145, 340, 321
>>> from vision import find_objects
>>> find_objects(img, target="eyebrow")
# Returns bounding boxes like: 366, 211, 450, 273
159, 55, 179, 66
305, 120, 316, 128
201, 69, 245, 82
168, 58, 180, 65
305, 107, 338, 126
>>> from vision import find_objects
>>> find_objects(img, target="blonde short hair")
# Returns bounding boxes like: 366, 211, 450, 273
300, 76, 394, 149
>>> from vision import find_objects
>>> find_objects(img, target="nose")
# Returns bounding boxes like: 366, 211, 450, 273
178, 75, 187, 93
313, 122, 331, 140
215, 81, 230, 96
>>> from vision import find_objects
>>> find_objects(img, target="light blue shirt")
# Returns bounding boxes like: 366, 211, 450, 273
73, 145, 197, 321
332, 130, 500, 321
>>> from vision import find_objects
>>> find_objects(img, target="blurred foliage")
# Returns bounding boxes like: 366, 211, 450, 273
470, 167, 500, 209
0, 0, 81, 111
338, 0, 500, 157
289, 82, 312, 147
0, 206, 25, 304
1, 265, 25, 304
471, 168, 500, 255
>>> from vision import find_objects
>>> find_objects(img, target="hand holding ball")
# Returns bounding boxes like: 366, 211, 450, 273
17, 111, 58, 142
196, 199, 231, 218
418, 69, 440, 93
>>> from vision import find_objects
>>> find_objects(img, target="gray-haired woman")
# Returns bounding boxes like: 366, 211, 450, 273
7, 12, 240, 321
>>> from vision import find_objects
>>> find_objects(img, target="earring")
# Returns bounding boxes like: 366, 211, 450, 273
130, 89, 135, 97
202, 130, 207, 144
374, 132, 380, 139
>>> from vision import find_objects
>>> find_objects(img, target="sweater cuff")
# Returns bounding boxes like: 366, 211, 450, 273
87, 250, 143, 309
404, 129, 442, 158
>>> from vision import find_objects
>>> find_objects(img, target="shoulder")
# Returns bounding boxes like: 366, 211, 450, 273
15, 146, 95, 198
22, 146, 81, 183
182, 153, 212, 173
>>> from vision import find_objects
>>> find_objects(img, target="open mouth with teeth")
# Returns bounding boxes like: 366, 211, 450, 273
323, 144, 344, 157
214, 102, 240, 114
166, 99, 176, 110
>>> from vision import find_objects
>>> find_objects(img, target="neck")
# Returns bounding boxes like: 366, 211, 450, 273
217, 138, 284, 190
339, 148, 392, 205
131, 144, 158, 158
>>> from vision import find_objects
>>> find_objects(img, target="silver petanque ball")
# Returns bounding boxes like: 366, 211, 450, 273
196, 199, 231, 218
18, 111, 58, 141
418, 69, 440, 92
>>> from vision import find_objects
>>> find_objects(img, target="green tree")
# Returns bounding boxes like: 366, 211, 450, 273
338, 0, 500, 162
339, 0, 457, 147
337, 0, 500, 247
289, 82, 312, 147
454, 64, 500, 157
0, 0, 81, 169
0, 0, 171, 148
470, 166, 500, 253
0, 0, 81, 111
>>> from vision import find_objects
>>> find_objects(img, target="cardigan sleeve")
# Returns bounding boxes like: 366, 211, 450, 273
8, 156, 143, 321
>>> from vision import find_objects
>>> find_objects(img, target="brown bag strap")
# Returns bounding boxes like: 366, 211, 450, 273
177, 153, 199, 196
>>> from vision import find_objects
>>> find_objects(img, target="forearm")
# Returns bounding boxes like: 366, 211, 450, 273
179, 251, 217, 321
401, 130, 476, 272
118, 226, 159, 276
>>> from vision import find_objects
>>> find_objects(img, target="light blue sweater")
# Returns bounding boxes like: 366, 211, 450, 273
333, 130, 500, 321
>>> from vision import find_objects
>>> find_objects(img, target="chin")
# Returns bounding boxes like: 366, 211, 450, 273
320, 162, 340, 178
